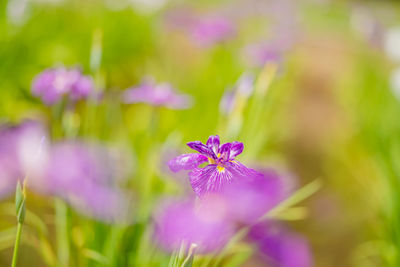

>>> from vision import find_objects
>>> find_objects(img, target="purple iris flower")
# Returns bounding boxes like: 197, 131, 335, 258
122, 78, 192, 109
168, 135, 262, 196
154, 196, 234, 253
32, 67, 95, 105
248, 222, 313, 267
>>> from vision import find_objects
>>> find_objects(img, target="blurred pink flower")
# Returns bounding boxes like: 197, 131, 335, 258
0, 120, 131, 222
164, 7, 236, 48
221, 168, 288, 224
191, 16, 236, 47
219, 73, 255, 115
122, 77, 192, 109
244, 42, 284, 67
32, 67, 95, 105
154, 169, 290, 253
154, 196, 234, 253
0, 121, 47, 198
31, 142, 132, 222
248, 222, 313, 267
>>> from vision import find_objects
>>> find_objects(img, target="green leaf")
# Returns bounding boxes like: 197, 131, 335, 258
82, 248, 110, 265
181, 244, 197, 267
17, 199, 26, 224
15, 181, 24, 215
262, 179, 322, 220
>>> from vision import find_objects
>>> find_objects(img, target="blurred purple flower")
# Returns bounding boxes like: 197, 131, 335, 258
220, 73, 254, 115
219, 89, 236, 116
244, 42, 284, 67
191, 16, 236, 47
221, 169, 288, 225
168, 135, 262, 196
32, 67, 95, 105
163, 7, 197, 31
0, 121, 129, 222
164, 7, 236, 48
154, 196, 234, 253
31, 142, 130, 222
122, 78, 192, 109
248, 222, 313, 267
0, 121, 47, 198
242, 0, 299, 68
155, 169, 289, 253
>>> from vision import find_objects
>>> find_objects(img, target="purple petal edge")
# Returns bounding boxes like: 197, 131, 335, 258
187, 141, 216, 158
168, 153, 208, 172
206, 135, 220, 155
229, 141, 244, 159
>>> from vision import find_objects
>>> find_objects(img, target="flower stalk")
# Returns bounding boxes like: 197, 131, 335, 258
11, 181, 26, 267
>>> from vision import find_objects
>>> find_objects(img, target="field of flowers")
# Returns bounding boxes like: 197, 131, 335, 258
1, 0, 400, 266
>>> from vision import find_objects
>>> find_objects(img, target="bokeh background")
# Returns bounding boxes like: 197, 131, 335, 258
1, 0, 400, 266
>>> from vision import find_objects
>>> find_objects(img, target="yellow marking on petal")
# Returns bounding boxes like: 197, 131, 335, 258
208, 157, 216, 164
217, 165, 225, 172
217, 153, 221, 157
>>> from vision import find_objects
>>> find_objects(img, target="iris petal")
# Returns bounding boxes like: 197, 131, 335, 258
189, 165, 233, 196
187, 141, 216, 158
168, 153, 208, 172
229, 141, 244, 159
225, 160, 262, 178
206, 135, 220, 155
219, 143, 232, 161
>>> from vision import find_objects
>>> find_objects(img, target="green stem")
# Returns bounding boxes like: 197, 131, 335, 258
55, 199, 69, 267
11, 222, 23, 267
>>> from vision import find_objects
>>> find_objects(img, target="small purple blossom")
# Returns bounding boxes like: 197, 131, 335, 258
242, 0, 298, 68
154, 196, 234, 253
122, 78, 192, 109
191, 16, 236, 47
32, 67, 95, 105
164, 8, 236, 48
244, 42, 284, 67
248, 222, 313, 267
219, 89, 236, 116
168, 135, 262, 196
220, 73, 255, 115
